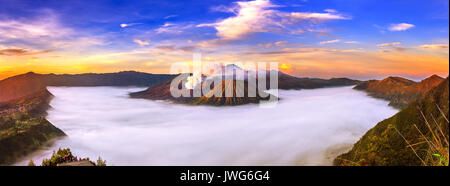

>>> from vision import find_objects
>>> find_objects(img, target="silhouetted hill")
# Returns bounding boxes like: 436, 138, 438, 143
42, 71, 173, 87
0, 72, 47, 103
0, 71, 173, 104
334, 77, 449, 166
354, 75, 445, 108
277, 72, 360, 90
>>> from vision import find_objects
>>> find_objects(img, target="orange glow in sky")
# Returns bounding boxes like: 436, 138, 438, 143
0, 0, 448, 81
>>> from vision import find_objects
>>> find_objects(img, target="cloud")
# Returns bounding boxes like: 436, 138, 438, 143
393, 46, 409, 52
377, 42, 401, 47
155, 45, 176, 51
0, 14, 72, 40
120, 23, 141, 28
376, 42, 409, 52
324, 9, 338, 13
260, 41, 288, 48
388, 23, 415, 31
154, 45, 198, 52
178, 46, 197, 52
197, 0, 349, 40
344, 41, 359, 44
155, 23, 193, 34
319, 39, 340, 44
375, 42, 409, 52
164, 15, 178, 19
244, 47, 360, 55
0, 11, 108, 53
196, 0, 276, 40
288, 12, 348, 20
373, 24, 387, 33
419, 44, 449, 49
196, 39, 233, 49
0, 48, 53, 56
133, 39, 149, 46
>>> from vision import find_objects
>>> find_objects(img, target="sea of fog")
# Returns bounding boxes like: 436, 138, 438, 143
16, 86, 397, 166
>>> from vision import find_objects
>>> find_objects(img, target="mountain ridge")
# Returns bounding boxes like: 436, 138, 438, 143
354, 75, 445, 108
0, 71, 174, 104
334, 77, 449, 166
129, 71, 359, 106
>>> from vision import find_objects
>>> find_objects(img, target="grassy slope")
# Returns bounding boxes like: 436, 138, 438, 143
0, 88, 66, 165
0, 116, 65, 165
334, 78, 449, 166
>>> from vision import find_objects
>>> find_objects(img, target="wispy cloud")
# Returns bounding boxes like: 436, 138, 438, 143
392, 46, 409, 52
419, 44, 448, 49
133, 39, 149, 46
324, 9, 337, 13
0, 48, 53, 56
260, 41, 288, 48
164, 15, 178, 19
120, 23, 142, 28
388, 23, 414, 31
153, 44, 197, 52
344, 41, 359, 44
376, 42, 409, 52
288, 12, 348, 20
0, 14, 72, 40
319, 39, 340, 44
377, 42, 401, 47
0, 11, 110, 54
155, 45, 176, 51
244, 47, 360, 55
155, 23, 194, 34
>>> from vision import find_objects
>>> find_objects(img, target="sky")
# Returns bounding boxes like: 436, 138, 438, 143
0, 0, 448, 80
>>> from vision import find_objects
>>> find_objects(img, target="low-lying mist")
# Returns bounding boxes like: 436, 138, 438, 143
16, 86, 397, 165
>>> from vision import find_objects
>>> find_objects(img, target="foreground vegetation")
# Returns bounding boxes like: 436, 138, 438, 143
28, 148, 106, 166
0, 113, 65, 165
335, 78, 449, 166
0, 89, 65, 165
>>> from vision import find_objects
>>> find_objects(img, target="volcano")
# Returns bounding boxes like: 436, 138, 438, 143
130, 74, 277, 106
130, 65, 360, 106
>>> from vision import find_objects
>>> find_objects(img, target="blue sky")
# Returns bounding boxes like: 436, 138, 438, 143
0, 0, 448, 80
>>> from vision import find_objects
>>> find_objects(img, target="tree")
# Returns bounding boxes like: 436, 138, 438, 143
96, 157, 107, 166
27, 159, 36, 166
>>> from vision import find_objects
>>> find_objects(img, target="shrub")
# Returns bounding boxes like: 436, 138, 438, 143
27, 159, 36, 166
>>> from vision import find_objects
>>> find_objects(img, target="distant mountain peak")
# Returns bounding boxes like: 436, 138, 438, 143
423, 74, 443, 81
224, 64, 243, 70
381, 76, 416, 85
354, 75, 445, 109
385, 76, 412, 81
